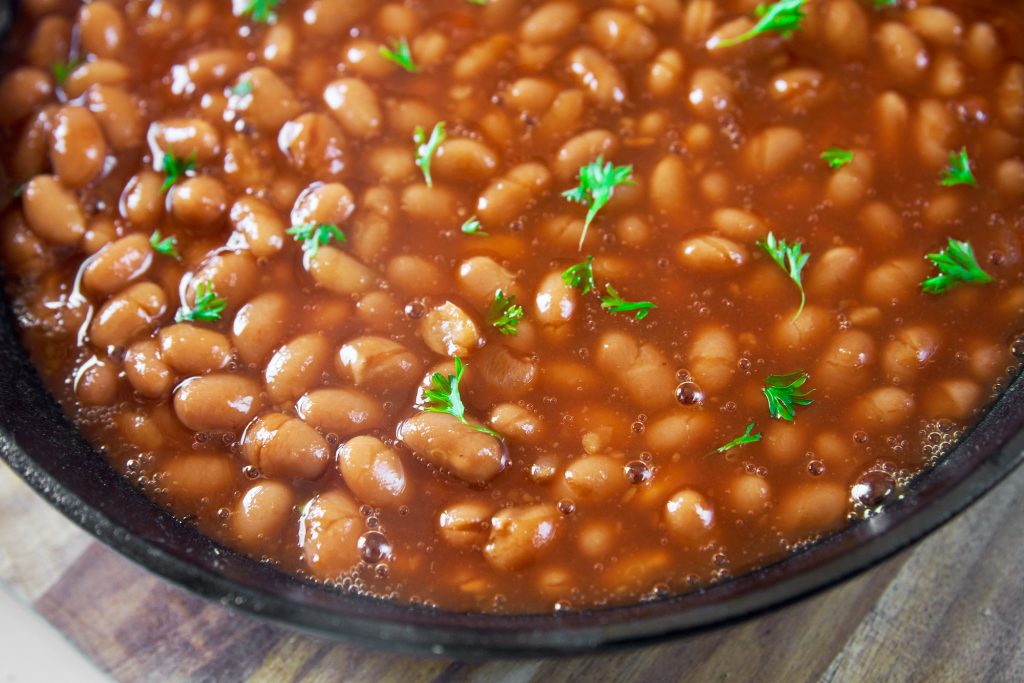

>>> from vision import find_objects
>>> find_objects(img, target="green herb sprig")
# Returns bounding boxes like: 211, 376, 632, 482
821, 147, 854, 169
489, 290, 524, 335
414, 122, 446, 187
921, 238, 993, 294
561, 255, 596, 295
52, 57, 84, 86
562, 156, 633, 250
713, 422, 762, 455
231, 80, 253, 96
422, 357, 500, 438
940, 148, 977, 187
161, 150, 196, 193
758, 231, 810, 323
149, 230, 180, 260
763, 372, 814, 422
712, 0, 807, 49
238, 0, 280, 23
287, 223, 346, 260
461, 216, 488, 236
380, 38, 419, 73
600, 285, 656, 321
176, 281, 226, 323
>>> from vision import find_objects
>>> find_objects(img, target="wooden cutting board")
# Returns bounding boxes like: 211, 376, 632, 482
1, 461, 1022, 683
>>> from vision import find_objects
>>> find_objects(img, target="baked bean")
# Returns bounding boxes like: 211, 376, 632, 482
159, 454, 235, 509
488, 403, 542, 444
228, 67, 301, 134
457, 256, 517, 310
554, 129, 619, 183
124, 339, 174, 399
299, 489, 362, 579
0, 68, 52, 126
807, 247, 863, 301
309, 247, 376, 295
877, 22, 929, 85
967, 340, 1007, 384
231, 481, 293, 552
242, 412, 329, 480
476, 163, 552, 227
401, 184, 460, 226
173, 373, 262, 432
664, 489, 714, 542
158, 324, 232, 375
170, 176, 228, 226
688, 325, 737, 393
264, 333, 331, 403
336, 336, 420, 392
278, 113, 348, 180
63, 59, 130, 99
763, 421, 807, 464
183, 48, 247, 90
484, 504, 559, 571
433, 138, 499, 184
596, 331, 676, 410
965, 22, 1002, 72
437, 500, 492, 549
688, 67, 734, 117
398, 411, 506, 483
231, 292, 292, 366
588, 9, 657, 63
677, 234, 747, 272
0, 212, 53, 278
922, 379, 982, 420
534, 89, 586, 146
23, 175, 85, 246
931, 53, 966, 98
366, 144, 415, 184
914, 99, 955, 169
826, 150, 872, 207
228, 197, 285, 259
998, 63, 1024, 131
742, 126, 805, 176
12, 107, 53, 181
882, 325, 941, 383
506, 78, 558, 116
649, 154, 690, 220
475, 345, 538, 398
295, 388, 383, 436
48, 106, 107, 188
534, 270, 577, 332
453, 34, 512, 82
710, 208, 768, 242
853, 387, 916, 430
520, 1, 579, 44
873, 91, 910, 159
645, 411, 713, 455
862, 258, 929, 307
995, 158, 1024, 200
562, 455, 629, 503
79, 1, 126, 59
337, 435, 410, 507
815, 330, 876, 395
147, 118, 221, 165
727, 475, 771, 516
420, 301, 481, 357
84, 85, 141, 152
27, 15, 70, 70
90, 282, 167, 348
74, 356, 120, 406
323, 78, 381, 140
771, 305, 831, 352
858, 201, 903, 249
566, 46, 627, 107
188, 252, 258, 311
355, 291, 401, 332
776, 483, 848, 540
118, 171, 164, 227
82, 234, 152, 296
387, 255, 445, 296
821, 0, 868, 58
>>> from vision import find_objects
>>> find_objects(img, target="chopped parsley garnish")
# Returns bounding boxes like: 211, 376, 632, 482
287, 222, 346, 260
52, 57, 83, 86
921, 238, 993, 294
238, 0, 280, 23
872, 0, 897, 8
413, 121, 445, 188
600, 284, 655, 321
149, 230, 180, 260
821, 147, 854, 169
758, 231, 810, 323
422, 357, 500, 438
712, 0, 807, 49
160, 150, 196, 193
488, 290, 524, 335
467, 0, 487, 4
763, 372, 814, 422
940, 148, 977, 187
380, 38, 419, 73
461, 216, 488, 236
714, 422, 762, 454
176, 281, 226, 323
231, 79, 253, 96
562, 255, 596, 295
562, 156, 633, 250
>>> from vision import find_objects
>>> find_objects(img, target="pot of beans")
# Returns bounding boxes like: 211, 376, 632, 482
1, 0, 1024, 657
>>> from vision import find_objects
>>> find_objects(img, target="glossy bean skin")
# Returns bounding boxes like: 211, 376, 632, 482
23, 175, 86, 245
337, 435, 411, 506
49, 106, 107, 188
82, 233, 152, 296
483, 504, 559, 571
299, 489, 363, 579
595, 331, 676, 411
438, 500, 493, 548
398, 411, 506, 483
336, 336, 420, 393
296, 388, 384, 436
173, 374, 262, 432
264, 333, 332, 404
231, 482, 294, 553
89, 282, 167, 348
158, 324, 233, 375
242, 412, 330, 480
124, 339, 174, 399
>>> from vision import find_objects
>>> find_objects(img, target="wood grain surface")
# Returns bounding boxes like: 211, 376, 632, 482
1, 461, 1022, 683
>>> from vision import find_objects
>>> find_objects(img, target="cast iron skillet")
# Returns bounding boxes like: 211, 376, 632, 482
3, 8, 1024, 662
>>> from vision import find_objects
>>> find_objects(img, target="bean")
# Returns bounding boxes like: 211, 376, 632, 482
905, 7, 963, 47
808, 246, 863, 301
664, 489, 714, 542
453, 34, 512, 82
90, 282, 167, 348
965, 22, 1002, 72
159, 454, 235, 510
520, 1, 579, 44
84, 85, 141, 152
858, 202, 903, 249
506, 78, 559, 116
728, 475, 771, 516
48, 106, 107, 188
688, 325, 738, 393
147, 118, 220, 165
386, 255, 445, 296
931, 52, 966, 98
476, 163, 552, 227
296, 388, 384, 435
337, 435, 410, 507
922, 379, 982, 420
688, 67, 734, 118
74, 356, 120, 406
588, 9, 657, 62
771, 305, 831, 352
763, 421, 807, 464
0, 212, 53, 278
677, 234, 747, 272
228, 67, 301, 134
27, 14, 71, 71
323, 78, 381, 139
742, 126, 805, 176
475, 345, 538, 399
231, 481, 293, 552
63, 59, 129, 99
457, 256, 517, 310
231, 292, 292, 366
853, 387, 916, 430
23, 175, 85, 246
484, 504, 559, 570
882, 325, 941, 383
119, 171, 164, 227
242, 412, 329, 480
995, 158, 1024, 200
914, 99, 955, 169
645, 411, 713, 454
124, 339, 174, 399
873, 91, 909, 159
876, 22, 929, 85
157, 323, 232, 376
170, 176, 228, 226
264, 333, 331, 404
401, 183, 461, 226
862, 258, 928, 307
0, 68, 53, 126
355, 291, 401, 332
433, 138, 499, 184
438, 501, 493, 548
188, 252, 258, 312
596, 331, 676, 410
488, 403, 542, 444
398, 411, 506, 483
534, 270, 577, 332
82, 234, 152, 296
534, 89, 586, 146
173, 373, 262, 432
815, 330, 876, 395
299, 489, 362, 579
228, 197, 285, 259
776, 483, 848, 540
554, 129, 619, 183
650, 154, 690, 220
419, 301, 481, 358
336, 336, 420, 392
998, 63, 1024, 131
309, 247, 376, 295
278, 113, 349, 180
711, 208, 768, 241
566, 46, 627, 107
826, 150, 872, 207
821, 0, 868, 58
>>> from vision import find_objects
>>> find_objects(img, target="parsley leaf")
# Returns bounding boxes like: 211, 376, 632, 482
239, 0, 280, 23
287, 222, 346, 260
413, 121, 445, 188
712, 0, 807, 49
421, 357, 501, 438
714, 422, 762, 454
231, 79, 253, 96
489, 290, 524, 335
467, 0, 488, 4
921, 238, 993, 294
52, 56, 83, 86
821, 147, 854, 169
461, 216, 488, 236
160, 150, 196, 193
940, 148, 977, 187
562, 156, 633, 250
380, 38, 419, 73
758, 231, 810, 323
561, 255, 596, 295
149, 230, 180, 260
872, 0, 897, 8
600, 284, 655, 320
176, 281, 226, 323
763, 371, 814, 422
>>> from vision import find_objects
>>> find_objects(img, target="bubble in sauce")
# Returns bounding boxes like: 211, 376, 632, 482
358, 530, 392, 564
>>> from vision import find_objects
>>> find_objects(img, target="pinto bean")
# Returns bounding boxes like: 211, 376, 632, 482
476, 163, 552, 227
419, 301, 481, 357
90, 282, 167, 348
596, 331, 676, 410
438, 500, 493, 548
124, 339, 174, 399
242, 412, 330, 480
22, 175, 85, 245
158, 323, 233, 375
398, 411, 506, 483
566, 46, 627, 107
159, 454, 235, 510
337, 435, 410, 507
82, 233, 152, 296
296, 388, 384, 436
882, 325, 941, 383
173, 373, 262, 432
231, 481, 294, 552
299, 489, 362, 579
49, 106, 107, 188
336, 336, 420, 393
264, 333, 331, 404
664, 489, 715, 542
484, 504, 559, 570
